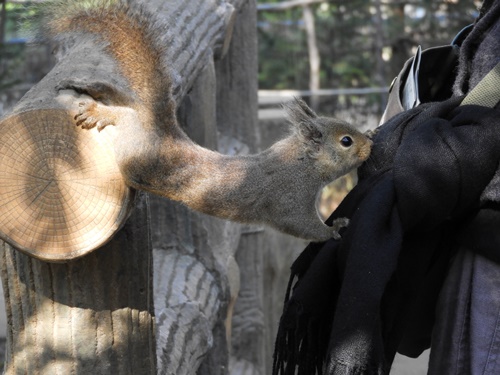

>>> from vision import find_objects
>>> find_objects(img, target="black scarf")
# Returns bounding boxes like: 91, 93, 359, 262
273, 98, 500, 375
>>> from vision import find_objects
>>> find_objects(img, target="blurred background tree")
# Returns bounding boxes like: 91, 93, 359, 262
0, 0, 481, 114
258, 0, 479, 93
0, 0, 26, 91
0, 0, 53, 115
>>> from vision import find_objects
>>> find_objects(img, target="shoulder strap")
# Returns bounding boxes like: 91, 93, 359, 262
461, 61, 500, 108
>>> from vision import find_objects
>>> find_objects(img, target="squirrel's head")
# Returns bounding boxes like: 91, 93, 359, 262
284, 98, 372, 180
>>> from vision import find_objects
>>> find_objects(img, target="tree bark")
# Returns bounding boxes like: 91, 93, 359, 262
0, 193, 155, 374
153, 1, 264, 373
151, 60, 237, 374
144, 0, 239, 103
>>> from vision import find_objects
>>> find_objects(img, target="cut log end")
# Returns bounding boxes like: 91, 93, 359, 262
0, 109, 134, 261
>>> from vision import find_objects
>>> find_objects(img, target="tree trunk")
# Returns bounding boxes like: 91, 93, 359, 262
389, 4, 410, 82
152, 0, 265, 373
303, 5, 320, 111
0, 0, 6, 45
151, 60, 237, 374
373, 0, 388, 109
0, 193, 155, 374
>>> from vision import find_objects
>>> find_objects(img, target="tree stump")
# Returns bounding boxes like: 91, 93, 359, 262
0, 109, 133, 260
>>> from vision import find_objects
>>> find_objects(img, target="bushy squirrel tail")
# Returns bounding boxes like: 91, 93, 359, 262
33, 0, 173, 113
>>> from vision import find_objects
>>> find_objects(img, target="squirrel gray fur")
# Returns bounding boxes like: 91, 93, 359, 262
44, 0, 373, 241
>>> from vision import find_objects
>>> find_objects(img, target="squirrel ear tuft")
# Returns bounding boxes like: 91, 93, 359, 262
283, 97, 323, 143
283, 97, 318, 123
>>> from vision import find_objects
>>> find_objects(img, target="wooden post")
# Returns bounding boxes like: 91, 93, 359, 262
151, 60, 235, 373
152, 1, 260, 372
0, 194, 155, 374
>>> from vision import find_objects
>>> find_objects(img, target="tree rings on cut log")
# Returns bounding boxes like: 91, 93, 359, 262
0, 109, 134, 261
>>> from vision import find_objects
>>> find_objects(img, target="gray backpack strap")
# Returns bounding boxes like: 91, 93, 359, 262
461, 61, 500, 108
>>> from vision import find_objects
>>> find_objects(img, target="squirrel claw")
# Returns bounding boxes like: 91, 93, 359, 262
73, 100, 115, 131
96, 121, 106, 132
96, 119, 114, 132
77, 115, 97, 129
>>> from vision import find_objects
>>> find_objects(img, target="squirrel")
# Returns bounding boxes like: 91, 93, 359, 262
42, 0, 373, 241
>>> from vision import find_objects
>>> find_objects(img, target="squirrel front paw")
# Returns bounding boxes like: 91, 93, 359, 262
330, 217, 350, 240
74, 100, 115, 132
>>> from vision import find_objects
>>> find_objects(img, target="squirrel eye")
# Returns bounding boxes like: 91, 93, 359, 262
340, 136, 353, 148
